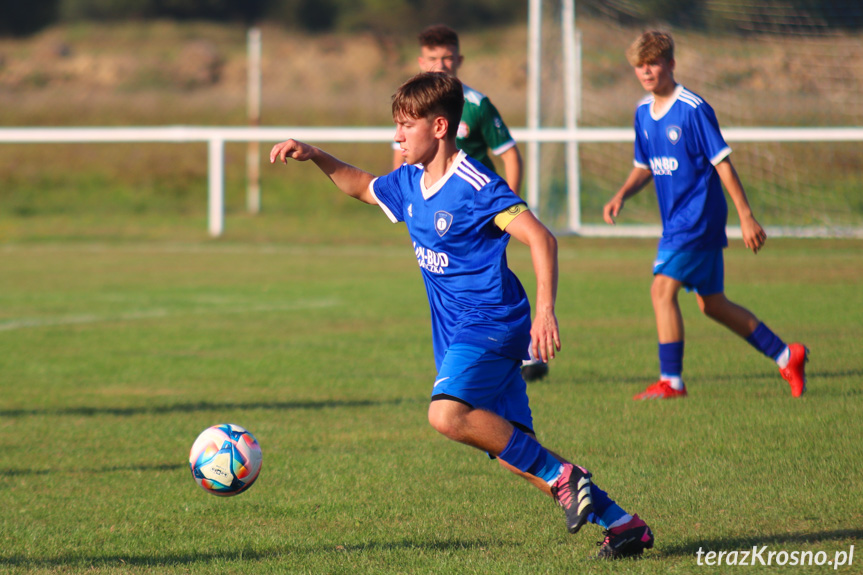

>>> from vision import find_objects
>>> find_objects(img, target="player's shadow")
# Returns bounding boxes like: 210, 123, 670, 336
0, 537, 504, 570
660, 528, 863, 557
696, 368, 863, 385
0, 397, 424, 419
604, 368, 862, 391
608, 371, 777, 385
2, 462, 183, 477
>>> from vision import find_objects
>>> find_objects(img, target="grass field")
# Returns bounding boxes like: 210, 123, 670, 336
1, 18, 862, 574
1, 231, 861, 574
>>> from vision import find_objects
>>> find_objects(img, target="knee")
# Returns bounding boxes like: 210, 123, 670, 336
698, 294, 726, 319
651, 279, 676, 306
427, 403, 464, 441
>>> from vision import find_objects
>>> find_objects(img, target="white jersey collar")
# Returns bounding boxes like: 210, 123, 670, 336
651, 84, 684, 120
420, 150, 467, 200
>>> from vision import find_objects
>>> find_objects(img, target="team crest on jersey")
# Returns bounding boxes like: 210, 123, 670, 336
407, 203, 413, 218
434, 211, 453, 237
458, 121, 469, 139
666, 126, 682, 144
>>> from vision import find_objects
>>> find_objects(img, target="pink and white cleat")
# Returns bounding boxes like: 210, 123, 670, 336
596, 514, 654, 559
551, 463, 593, 534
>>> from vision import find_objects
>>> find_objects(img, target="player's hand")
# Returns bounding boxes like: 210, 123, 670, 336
530, 309, 561, 363
740, 214, 767, 254
603, 196, 624, 225
269, 139, 316, 164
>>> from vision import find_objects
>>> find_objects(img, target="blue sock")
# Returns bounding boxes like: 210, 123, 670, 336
745, 322, 786, 361
498, 428, 562, 484
586, 481, 628, 529
658, 341, 684, 377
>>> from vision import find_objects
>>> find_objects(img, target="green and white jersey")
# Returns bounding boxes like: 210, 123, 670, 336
457, 84, 516, 173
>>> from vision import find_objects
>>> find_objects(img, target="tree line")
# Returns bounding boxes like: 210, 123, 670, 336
2, 0, 860, 37
0, 0, 525, 36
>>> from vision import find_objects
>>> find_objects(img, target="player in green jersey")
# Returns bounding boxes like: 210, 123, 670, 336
392, 24, 523, 194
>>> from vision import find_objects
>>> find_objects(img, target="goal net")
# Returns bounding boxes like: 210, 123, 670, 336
532, 0, 863, 238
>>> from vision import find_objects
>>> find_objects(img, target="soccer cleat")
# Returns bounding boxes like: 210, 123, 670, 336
779, 343, 809, 397
633, 379, 687, 400
551, 463, 593, 534
595, 514, 654, 560
521, 360, 549, 382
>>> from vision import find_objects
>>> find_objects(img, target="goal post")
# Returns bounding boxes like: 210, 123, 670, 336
526, 0, 863, 240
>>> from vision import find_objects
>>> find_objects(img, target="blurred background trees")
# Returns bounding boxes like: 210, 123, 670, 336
1, 0, 525, 37
3, 0, 861, 38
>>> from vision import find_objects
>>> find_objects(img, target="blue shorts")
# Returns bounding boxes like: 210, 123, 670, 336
653, 249, 724, 296
431, 343, 534, 434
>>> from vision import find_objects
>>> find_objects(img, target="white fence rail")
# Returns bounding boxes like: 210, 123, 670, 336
2, 125, 863, 237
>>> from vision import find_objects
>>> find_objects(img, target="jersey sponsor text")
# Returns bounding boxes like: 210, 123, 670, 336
649, 156, 679, 176
414, 242, 449, 274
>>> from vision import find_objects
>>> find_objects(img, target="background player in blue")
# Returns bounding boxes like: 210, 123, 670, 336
603, 31, 809, 400
392, 24, 548, 382
272, 72, 653, 559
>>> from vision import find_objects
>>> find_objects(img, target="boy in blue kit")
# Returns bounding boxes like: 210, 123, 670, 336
393, 24, 547, 382
272, 72, 653, 559
603, 31, 809, 400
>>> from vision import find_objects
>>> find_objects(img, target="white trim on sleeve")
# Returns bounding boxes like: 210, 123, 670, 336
710, 146, 732, 166
368, 178, 399, 223
491, 140, 517, 156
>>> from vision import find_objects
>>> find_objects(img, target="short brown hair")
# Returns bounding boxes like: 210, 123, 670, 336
626, 30, 674, 67
392, 72, 464, 139
418, 24, 459, 50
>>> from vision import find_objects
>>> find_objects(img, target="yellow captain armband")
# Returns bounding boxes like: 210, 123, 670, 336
494, 203, 529, 230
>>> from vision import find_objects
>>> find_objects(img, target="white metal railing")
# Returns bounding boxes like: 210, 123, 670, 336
0, 126, 394, 237
2, 125, 863, 237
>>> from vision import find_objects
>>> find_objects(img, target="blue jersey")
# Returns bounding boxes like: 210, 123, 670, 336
370, 151, 532, 370
634, 85, 732, 251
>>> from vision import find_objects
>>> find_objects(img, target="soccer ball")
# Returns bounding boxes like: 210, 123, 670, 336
189, 423, 262, 496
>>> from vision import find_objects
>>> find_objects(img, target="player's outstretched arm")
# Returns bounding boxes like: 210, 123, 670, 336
603, 166, 653, 224
715, 158, 766, 254
504, 210, 561, 363
270, 139, 377, 205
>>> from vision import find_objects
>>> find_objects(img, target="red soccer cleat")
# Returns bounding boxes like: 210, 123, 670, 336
633, 379, 687, 400
780, 343, 809, 397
